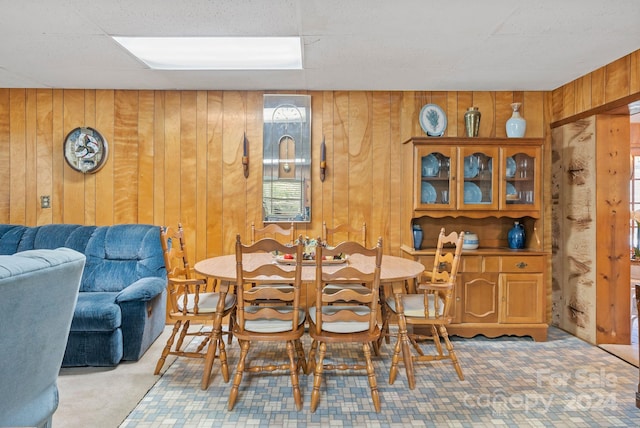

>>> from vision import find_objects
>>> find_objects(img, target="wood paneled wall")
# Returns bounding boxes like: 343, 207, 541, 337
551, 48, 640, 123
0, 89, 546, 261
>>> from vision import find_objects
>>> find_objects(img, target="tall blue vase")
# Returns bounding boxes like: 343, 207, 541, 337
412, 224, 423, 250
508, 221, 525, 249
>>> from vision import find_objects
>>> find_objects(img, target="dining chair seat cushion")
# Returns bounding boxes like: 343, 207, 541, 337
386, 293, 444, 318
309, 305, 371, 333
243, 307, 306, 333
177, 292, 236, 314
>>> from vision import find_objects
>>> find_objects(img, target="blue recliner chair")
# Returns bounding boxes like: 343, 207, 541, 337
0, 248, 85, 428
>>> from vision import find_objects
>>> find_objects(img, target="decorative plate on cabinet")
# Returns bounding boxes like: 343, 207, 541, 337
419, 104, 447, 137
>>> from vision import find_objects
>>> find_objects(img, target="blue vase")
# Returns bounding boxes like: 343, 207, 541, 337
412, 224, 423, 250
508, 221, 525, 249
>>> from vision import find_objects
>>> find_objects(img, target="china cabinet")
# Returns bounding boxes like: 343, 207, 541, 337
401, 137, 548, 341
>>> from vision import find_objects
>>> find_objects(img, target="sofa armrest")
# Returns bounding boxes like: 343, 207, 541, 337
116, 277, 166, 303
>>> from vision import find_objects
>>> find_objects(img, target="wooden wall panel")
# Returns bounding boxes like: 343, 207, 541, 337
0, 88, 551, 259
552, 118, 597, 343
320, 91, 334, 234
595, 114, 631, 344
631, 50, 640, 94
552, 49, 640, 123
25, 89, 37, 226
179, 90, 198, 257
245, 91, 265, 240
62, 90, 85, 225
83, 90, 96, 225
96, 90, 114, 225
371, 92, 391, 250
205, 91, 224, 258
138, 90, 155, 225
347, 91, 372, 243
10, 89, 26, 224
163, 91, 181, 232
332, 92, 350, 230
52, 90, 64, 223
35, 89, 53, 226
0, 89, 10, 221
195, 91, 208, 261
113, 91, 139, 224
221, 91, 247, 254
605, 56, 631, 103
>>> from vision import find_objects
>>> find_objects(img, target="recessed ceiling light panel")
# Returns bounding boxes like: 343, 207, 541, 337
112, 36, 303, 70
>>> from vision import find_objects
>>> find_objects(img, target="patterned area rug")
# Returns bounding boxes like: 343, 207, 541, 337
121, 327, 640, 427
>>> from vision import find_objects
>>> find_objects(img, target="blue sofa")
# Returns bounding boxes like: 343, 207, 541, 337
0, 224, 167, 367
0, 248, 85, 428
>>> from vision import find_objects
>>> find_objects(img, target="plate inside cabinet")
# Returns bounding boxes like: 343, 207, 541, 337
421, 181, 437, 203
464, 155, 479, 178
421, 154, 439, 176
463, 182, 482, 203
419, 104, 447, 137
506, 157, 517, 178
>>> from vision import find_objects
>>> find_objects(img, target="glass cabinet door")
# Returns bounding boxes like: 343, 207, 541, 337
501, 147, 540, 210
415, 146, 456, 210
458, 147, 499, 210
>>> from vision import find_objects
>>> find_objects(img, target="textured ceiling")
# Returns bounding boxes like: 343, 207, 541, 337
0, 0, 639, 91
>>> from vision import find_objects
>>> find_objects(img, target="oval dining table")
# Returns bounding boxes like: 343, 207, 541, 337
194, 252, 425, 286
194, 251, 425, 369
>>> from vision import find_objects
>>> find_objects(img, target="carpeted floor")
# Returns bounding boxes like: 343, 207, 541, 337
120, 327, 640, 427
54, 327, 178, 428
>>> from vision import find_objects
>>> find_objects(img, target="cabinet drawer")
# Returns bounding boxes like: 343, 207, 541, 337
461, 255, 500, 273
500, 256, 544, 273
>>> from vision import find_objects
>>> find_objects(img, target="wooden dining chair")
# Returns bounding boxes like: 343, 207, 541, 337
322, 221, 367, 246
228, 234, 307, 411
154, 224, 236, 390
308, 237, 383, 413
321, 222, 371, 299
251, 221, 295, 244
384, 228, 465, 390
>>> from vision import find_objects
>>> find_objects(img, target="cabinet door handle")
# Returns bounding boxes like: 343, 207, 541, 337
516, 262, 528, 269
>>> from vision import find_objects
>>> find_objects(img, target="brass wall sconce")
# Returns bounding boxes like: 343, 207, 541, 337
320, 137, 326, 182
242, 132, 249, 178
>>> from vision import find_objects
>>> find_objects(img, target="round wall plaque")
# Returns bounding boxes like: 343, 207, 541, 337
63, 127, 108, 173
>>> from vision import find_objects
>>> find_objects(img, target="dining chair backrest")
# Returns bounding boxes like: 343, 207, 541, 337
234, 234, 304, 333
312, 237, 383, 336
322, 221, 367, 246
251, 221, 295, 245
162, 223, 193, 282
421, 228, 464, 319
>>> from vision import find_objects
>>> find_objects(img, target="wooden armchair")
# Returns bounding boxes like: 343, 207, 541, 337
154, 224, 236, 390
308, 238, 383, 412
384, 228, 465, 390
251, 221, 295, 244
228, 235, 307, 411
